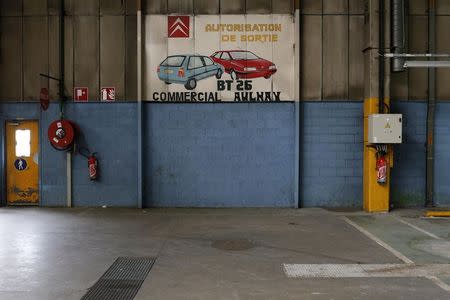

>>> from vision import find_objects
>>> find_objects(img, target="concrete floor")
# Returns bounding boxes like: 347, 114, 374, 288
0, 208, 449, 299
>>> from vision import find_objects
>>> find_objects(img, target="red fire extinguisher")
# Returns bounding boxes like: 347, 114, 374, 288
88, 153, 98, 181
376, 145, 388, 184
79, 147, 99, 181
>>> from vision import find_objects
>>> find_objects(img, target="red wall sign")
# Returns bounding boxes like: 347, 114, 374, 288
101, 87, 115, 102
40, 87, 49, 110
168, 16, 190, 38
74, 87, 88, 102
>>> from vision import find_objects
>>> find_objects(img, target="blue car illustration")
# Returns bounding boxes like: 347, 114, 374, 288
157, 55, 224, 90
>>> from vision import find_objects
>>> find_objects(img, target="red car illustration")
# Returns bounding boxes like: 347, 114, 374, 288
210, 50, 277, 80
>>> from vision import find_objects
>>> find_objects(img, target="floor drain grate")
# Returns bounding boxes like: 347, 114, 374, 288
81, 257, 156, 300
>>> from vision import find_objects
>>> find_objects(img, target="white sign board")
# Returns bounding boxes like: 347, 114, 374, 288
145, 14, 296, 102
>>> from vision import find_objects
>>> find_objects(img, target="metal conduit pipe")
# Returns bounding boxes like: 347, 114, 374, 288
137, 0, 143, 208
379, 0, 385, 113
391, 0, 407, 72
426, 0, 436, 207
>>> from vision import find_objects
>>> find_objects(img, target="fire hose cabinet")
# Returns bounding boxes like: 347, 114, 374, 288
368, 114, 402, 144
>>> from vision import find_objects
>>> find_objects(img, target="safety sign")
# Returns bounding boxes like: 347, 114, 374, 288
101, 87, 115, 102
14, 158, 27, 171
74, 87, 88, 102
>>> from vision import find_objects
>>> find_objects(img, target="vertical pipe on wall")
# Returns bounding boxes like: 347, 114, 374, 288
378, 0, 385, 113
67, 152, 72, 207
60, 0, 71, 207
59, 0, 65, 102
294, 2, 300, 207
426, 0, 436, 207
137, 0, 143, 208
391, 0, 406, 72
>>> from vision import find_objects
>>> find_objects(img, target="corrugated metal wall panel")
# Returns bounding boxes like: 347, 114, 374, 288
349, 16, 364, 100
145, 0, 167, 14
100, 15, 125, 100
48, 16, 60, 100
272, 0, 293, 14
74, 0, 99, 15
349, 0, 364, 14
194, 0, 219, 14
301, 0, 321, 14
301, 16, 322, 100
125, 0, 137, 15
125, 15, 137, 100
323, 0, 348, 14
220, 0, 245, 14
74, 16, 99, 100
0, 0, 23, 16
409, 0, 427, 15
48, 0, 60, 16
0, 17, 23, 100
23, 0, 47, 16
64, 16, 74, 99
23, 16, 48, 100
246, 0, 271, 14
436, 16, 450, 100
63, 0, 75, 15
437, 2, 450, 15
408, 15, 428, 100
100, 0, 125, 15
323, 15, 348, 99
167, 0, 193, 14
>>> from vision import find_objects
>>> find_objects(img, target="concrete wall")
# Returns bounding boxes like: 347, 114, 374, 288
390, 101, 450, 207
301, 102, 363, 207
1, 102, 296, 208
299, 100, 450, 208
0, 102, 137, 207
144, 103, 296, 207
2, 101, 450, 208
390, 101, 427, 207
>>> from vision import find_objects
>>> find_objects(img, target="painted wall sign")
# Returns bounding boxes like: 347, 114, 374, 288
101, 87, 115, 102
14, 158, 27, 171
74, 87, 88, 102
145, 14, 295, 102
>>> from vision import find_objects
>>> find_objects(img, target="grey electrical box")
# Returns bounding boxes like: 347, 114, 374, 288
368, 114, 402, 144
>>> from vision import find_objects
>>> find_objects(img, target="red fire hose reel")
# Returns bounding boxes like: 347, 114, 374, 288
48, 119, 75, 151
48, 120, 99, 180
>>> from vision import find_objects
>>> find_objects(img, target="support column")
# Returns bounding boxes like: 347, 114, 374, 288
363, 0, 391, 212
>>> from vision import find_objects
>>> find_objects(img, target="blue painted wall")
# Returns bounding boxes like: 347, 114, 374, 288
434, 103, 450, 206
144, 103, 296, 207
1, 102, 137, 207
390, 101, 450, 207
390, 102, 427, 207
2, 101, 450, 208
300, 102, 364, 207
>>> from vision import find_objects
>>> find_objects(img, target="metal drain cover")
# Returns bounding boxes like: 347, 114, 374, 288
81, 257, 156, 300
212, 239, 255, 251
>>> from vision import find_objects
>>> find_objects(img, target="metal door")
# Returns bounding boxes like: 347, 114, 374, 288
6, 120, 39, 205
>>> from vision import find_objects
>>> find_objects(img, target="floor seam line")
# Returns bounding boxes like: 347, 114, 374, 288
395, 217, 443, 240
341, 216, 414, 265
